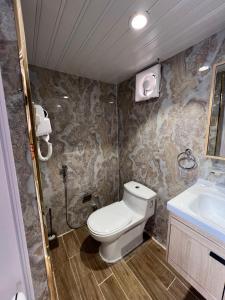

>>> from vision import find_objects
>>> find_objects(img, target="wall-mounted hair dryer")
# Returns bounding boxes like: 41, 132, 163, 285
34, 104, 52, 161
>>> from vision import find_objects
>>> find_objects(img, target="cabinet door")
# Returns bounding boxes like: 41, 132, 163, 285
168, 219, 225, 300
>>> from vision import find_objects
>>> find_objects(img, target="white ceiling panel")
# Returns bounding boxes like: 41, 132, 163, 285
21, 0, 225, 83
58, 0, 114, 70
65, 0, 158, 74
77, 0, 181, 75
21, 0, 38, 62
35, 0, 65, 67
61, 0, 138, 74
97, 0, 225, 82
47, 0, 90, 68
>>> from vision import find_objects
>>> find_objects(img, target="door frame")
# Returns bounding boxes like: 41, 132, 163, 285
13, 0, 56, 298
0, 69, 35, 300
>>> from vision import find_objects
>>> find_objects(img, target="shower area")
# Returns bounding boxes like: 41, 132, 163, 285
29, 66, 119, 235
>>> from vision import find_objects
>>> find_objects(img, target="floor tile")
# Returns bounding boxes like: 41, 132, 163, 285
54, 260, 81, 300
100, 275, 128, 300
148, 240, 166, 262
75, 226, 90, 245
76, 226, 112, 284
112, 259, 150, 299
123, 239, 150, 262
147, 240, 192, 287
147, 240, 204, 300
63, 230, 80, 258
50, 229, 205, 300
70, 253, 103, 300
168, 278, 199, 300
50, 237, 68, 270
141, 246, 175, 288
127, 254, 175, 300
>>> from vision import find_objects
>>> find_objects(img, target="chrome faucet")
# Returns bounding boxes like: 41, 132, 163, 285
209, 169, 225, 176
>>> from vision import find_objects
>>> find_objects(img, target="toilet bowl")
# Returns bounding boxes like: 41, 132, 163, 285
87, 181, 156, 263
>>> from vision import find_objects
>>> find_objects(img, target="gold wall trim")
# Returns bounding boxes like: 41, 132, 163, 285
205, 60, 225, 161
13, 0, 56, 299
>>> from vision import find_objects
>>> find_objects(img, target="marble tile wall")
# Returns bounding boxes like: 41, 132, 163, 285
0, 0, 48, 299
118, 29, 225, 245
29, 66, 119, 235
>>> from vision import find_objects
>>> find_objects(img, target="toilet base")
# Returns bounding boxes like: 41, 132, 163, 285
99, 222, 145, 263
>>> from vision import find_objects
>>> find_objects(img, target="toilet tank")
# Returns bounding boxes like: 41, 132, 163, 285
123, 181, 156, 218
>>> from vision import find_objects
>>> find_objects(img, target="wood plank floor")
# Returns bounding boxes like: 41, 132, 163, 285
50, 226, 205, 300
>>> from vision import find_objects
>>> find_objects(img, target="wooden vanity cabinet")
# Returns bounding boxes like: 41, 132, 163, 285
167, 214, 225, 300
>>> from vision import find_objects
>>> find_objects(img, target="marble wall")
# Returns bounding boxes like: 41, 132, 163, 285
29, 66, 119, 235
29, 29, 225, 246
0, 0, 48, 299
118, 29, 225, 245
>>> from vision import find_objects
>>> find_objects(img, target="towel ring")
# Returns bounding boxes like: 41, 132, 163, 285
177, 149, 198, 170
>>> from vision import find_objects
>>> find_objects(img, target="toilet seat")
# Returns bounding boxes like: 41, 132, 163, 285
87, 181, 156, 263
87, 201, 133, 236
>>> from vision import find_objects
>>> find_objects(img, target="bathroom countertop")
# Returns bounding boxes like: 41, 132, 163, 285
167, 179, 225, 244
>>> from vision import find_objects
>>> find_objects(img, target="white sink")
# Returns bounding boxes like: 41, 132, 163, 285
167, 179, 225, 243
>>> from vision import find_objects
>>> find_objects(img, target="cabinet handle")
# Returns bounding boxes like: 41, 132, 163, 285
210, 252, 225, 300
222, 285, 225, 300
209, 251, 225, 266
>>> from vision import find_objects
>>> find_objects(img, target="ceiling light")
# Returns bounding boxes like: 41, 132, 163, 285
63, 95, 69, 99
198, 65, 210, 72
130, 13, 149, 30
109, 101, 114, 104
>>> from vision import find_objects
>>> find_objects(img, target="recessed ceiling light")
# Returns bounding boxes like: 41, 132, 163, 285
130, 13, 149, 30
198, 65, 210, 72
109, 101, 114, 104
63, 95, 69, 99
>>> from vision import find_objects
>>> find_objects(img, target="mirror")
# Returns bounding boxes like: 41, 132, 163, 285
206, 61, 225, 159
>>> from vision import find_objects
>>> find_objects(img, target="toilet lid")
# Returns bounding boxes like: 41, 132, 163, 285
87, 201, 133, 235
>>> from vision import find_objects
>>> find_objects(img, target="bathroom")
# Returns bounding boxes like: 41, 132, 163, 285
1, 0, 225, 299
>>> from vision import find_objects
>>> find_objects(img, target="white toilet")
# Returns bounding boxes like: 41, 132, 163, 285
87, 181, 156, 263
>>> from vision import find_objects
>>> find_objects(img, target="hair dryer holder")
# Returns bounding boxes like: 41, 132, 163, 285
34, 104, 53, 161
37, 135, 52, 161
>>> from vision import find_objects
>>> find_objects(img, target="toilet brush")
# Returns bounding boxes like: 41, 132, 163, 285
48, 208, 59, 250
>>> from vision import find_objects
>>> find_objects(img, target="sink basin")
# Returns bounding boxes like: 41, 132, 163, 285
167, 179, 225, 243
189, 193, 225, 229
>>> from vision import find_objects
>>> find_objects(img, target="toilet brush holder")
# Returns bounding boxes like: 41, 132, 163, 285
48, 208, 59, 250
